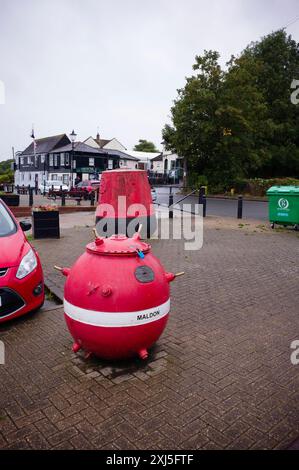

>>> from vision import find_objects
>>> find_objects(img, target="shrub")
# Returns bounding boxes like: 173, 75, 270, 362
0, 173, 14, 183
188, 173, 208, 190
245, 178, 299, 196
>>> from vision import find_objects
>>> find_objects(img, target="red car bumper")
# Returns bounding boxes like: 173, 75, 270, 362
0, 261, 44, 323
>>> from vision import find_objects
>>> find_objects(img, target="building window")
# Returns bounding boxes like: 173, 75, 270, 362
20, 157, 24, 165
62, 174, 69, 185
65, 153, 69, 165
60, 153, 65, 166
51, 174, 57, 180
49, 154, 54, 166
89, 157, 95, 166
41, 154, 45, 164
54, 154, 59, 167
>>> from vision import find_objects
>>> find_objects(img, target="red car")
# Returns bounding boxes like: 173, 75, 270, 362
0, 200, 44, 323
74, 180, 101, 199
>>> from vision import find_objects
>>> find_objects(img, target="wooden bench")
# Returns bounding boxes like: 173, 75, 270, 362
48, 190, 85, 205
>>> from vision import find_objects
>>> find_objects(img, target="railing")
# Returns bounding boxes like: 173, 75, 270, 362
0, 183, 14, 193
155, 185, 244, 219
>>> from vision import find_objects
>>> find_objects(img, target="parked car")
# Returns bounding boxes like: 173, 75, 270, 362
168, 168, 183, 180
0, 200, 44, 323
74, 180, 101, 199
151, 187, 157, 202
39, 180, 69, 194
75, 180, 101, 193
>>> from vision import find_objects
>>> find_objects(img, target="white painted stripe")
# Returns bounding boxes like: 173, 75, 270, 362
64, 298, 170, 327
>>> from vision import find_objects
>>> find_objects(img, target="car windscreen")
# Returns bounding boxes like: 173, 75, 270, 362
0, 202, 17, 237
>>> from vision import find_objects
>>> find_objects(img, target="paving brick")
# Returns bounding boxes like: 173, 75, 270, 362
48, 428, 79, 446
1, 220, 299, 449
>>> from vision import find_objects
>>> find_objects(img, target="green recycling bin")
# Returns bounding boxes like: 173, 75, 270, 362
266, 186, 299, 229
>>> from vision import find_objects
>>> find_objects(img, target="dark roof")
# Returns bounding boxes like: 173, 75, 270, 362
95, 138, 111, 148
22, 134, 70, 155
51, 141, 103, 155
107, 149, 139, 161
52, 142, 139, 161
151, 153, 163, 161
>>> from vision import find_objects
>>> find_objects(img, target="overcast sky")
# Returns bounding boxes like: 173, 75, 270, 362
0, 0, 298, 160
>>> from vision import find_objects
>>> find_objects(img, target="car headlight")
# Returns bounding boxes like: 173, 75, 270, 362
16, 249, 38, 279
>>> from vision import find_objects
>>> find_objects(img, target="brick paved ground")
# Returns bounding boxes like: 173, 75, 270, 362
1, 217, 299, 449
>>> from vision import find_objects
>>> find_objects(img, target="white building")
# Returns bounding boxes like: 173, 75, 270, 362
150, 151, 183, 176
124, 150, 162, 171
84, 133, 138, 169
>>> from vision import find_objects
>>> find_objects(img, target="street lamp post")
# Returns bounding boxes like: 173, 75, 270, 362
69, 129, 77, 189
43, 155, 46, 196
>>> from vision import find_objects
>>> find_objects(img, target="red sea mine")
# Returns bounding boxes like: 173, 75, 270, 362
57, 230, 184, 360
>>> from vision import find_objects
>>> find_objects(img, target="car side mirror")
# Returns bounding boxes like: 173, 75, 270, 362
20, 221, 32, 232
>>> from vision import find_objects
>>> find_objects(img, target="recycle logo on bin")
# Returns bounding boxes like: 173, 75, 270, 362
278, 198, 289, 210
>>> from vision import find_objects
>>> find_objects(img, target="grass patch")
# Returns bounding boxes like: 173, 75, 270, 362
46, 290, 54, 302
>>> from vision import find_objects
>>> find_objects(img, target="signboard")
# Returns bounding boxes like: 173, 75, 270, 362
76, 167, 95, 174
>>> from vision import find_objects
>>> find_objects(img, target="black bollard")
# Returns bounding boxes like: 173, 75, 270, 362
61, 191, 66, 206
237, 196, 243, 219
198, 185, 206, 204
169, 193, 174, 219
90, 191, 95, 206
202, 195, 207, 217
29, 186, 33, 207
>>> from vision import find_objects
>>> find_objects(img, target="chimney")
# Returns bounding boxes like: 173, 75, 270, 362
96, 127, 100, 141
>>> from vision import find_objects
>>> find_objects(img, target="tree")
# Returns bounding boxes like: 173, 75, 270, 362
0, 159, 13, 174
214, 52, 271, 184
0, 159, 13, 183
242, 30, 299, 177
133, 139, 159, 152
163, 51, 224, 186
163, 30, 299, 190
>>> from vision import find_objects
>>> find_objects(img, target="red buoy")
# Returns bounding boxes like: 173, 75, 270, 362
95, 169, 156, 238
59, 231, 182, 360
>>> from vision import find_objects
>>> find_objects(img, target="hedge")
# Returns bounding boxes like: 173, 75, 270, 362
187, 174, 299, 196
